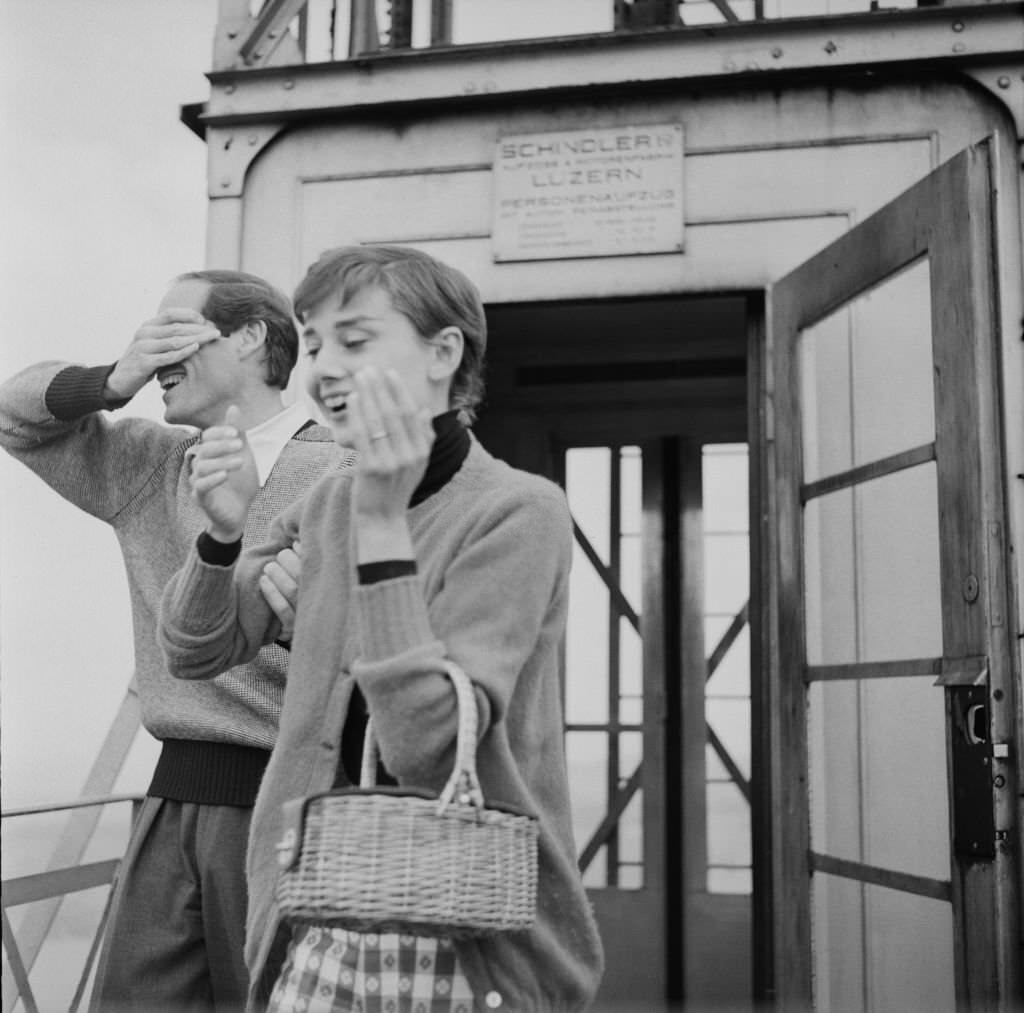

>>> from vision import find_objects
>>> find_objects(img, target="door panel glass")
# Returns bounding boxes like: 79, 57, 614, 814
706, 699, 751, 777
617, 730, 645, 889
863, 886, 955, 1012
707, 780, 752, 892
703, 444, 752, 895
812, 877, 955, 1013
800, 258, 935, 483
564, 445, 645, 891
704, 619, 750, 696
704, 535, 750, 615
812, 873, 866, 1013
803, 463, 942, 665
703, 444, 749, 529
856, 463, 942, 661
566, 730, 609, 889
566, 447, 611, 725
861, 677, 950, 877
809, 678, 950, 876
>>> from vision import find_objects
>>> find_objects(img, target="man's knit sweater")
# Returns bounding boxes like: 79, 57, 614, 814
159, 438, 605, 1011
0, 361, 352, 802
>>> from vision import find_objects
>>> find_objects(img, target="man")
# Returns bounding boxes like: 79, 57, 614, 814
0, 270, 351, 1010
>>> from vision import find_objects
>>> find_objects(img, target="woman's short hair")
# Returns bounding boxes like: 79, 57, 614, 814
178, 270, 298, 390
292, 245, 487, 423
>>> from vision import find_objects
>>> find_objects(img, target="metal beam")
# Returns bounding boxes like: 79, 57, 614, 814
69, 887, 117, 1013
578, 764, 644, 873
706, 0, 741, 24
1, 910, 37, 1013
2, 794, 143, 820
706, 722, 752, 803
706, 599, 748, 681
572, 518, 641, 633
3, 861, 121, 910
238, 0, 308, 66
810, 851, 952, 902
198, 5, 1024, 127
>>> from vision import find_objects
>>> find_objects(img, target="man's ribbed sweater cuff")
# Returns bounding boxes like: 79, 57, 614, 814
173, 549, 239, 629
148, 739, 271, 807
45, 364, 129, 420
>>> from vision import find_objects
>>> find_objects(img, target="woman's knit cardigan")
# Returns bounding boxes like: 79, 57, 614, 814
159, 437, 605, 1012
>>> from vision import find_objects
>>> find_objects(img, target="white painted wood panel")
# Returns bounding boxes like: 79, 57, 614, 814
236, 81, 999, 297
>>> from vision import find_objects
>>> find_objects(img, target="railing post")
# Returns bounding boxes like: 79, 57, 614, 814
1, 909, 39, 1013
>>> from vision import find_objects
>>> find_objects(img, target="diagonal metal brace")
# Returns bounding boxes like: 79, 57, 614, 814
705, 0, 741, 23
571, 518, 641, 633
238, 0, 308, 66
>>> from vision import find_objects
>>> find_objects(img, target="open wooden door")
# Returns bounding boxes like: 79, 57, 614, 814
766, 140, 1018, 1009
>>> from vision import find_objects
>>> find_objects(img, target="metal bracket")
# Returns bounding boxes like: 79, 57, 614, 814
963, 65, 1024, 142
238, 0, 307, 68
206, 124, 288, 199
933, 654, 989, 686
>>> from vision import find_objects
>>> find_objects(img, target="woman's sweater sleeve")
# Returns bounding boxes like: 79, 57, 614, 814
352, 481, 572, 785
158, 502, 302, 680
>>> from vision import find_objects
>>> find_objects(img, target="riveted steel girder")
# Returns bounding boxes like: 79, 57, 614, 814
198, 4, 1024, 135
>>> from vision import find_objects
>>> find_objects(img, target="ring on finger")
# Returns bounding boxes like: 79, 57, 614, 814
369, 429, 389, 441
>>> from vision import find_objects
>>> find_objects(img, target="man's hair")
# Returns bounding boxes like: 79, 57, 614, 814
177, 270, 298, 389
292, 245, 487, 423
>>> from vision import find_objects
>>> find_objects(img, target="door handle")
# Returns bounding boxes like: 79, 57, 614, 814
965, 703, 988, 745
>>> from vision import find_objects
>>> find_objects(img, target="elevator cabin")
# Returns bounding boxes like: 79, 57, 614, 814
195, 2, 1024, 1007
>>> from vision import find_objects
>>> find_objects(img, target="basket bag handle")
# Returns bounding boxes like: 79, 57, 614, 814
360, 660, 486, 815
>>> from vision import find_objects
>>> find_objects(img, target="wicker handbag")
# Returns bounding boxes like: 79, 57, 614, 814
274, 660, 539, 937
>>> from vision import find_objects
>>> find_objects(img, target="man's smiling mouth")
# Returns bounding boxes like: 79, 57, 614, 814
157, 367, 187, 391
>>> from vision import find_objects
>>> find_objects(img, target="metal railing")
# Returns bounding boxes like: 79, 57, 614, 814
1, 681, 143, 1013
216, 0, 973, 71
2, 795, 142, 1013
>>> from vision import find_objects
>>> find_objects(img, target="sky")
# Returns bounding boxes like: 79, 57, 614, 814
1, 0, 219, 807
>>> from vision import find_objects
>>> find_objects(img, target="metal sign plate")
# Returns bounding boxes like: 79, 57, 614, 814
492, 124, 684, 262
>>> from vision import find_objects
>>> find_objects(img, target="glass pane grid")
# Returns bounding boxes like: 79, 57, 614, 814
564, 444, 644, 891
702, 444, 751, 896
799, 258, 935, 486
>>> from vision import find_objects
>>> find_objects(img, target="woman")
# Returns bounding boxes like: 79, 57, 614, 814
158, 245, 604, 1012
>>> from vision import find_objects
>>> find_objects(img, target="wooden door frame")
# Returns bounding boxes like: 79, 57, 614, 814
761, 139, 1019, 1007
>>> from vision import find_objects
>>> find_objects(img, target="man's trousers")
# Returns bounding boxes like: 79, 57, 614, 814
89, 796, 251, 1012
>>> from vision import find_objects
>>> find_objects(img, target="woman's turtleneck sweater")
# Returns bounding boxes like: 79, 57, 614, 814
343, 410, 470, 783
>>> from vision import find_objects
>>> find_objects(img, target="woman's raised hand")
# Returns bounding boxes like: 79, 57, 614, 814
349, 367, 435, 563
